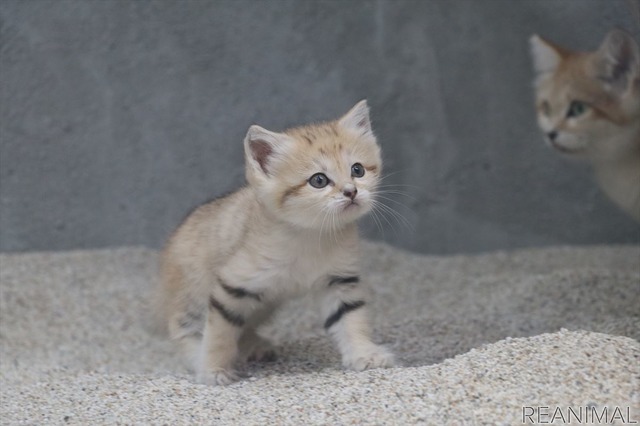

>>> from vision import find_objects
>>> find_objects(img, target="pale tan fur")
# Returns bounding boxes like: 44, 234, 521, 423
530, 30, 640, 220
157, 101, 395, 385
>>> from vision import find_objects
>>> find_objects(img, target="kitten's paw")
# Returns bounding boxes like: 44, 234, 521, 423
196, 369, 240, 386
343, 345, 396, 371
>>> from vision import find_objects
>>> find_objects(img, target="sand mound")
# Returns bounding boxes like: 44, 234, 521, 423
1, 242, 638, 424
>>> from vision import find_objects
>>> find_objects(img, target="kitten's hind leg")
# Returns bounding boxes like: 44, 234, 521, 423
239, 328, 277, 363
322, 275, 395, 371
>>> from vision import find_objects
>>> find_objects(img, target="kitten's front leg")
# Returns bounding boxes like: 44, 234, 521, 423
322, 275, 395, 371
197, 278, 265, 385
197, 295, 244, 385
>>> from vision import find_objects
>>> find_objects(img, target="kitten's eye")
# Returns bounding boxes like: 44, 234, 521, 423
309, 173, 329, 188
351, 163, 365, 178
566, 101, 588, 118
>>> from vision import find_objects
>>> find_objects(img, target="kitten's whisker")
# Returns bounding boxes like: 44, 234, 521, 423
331, 210, 340, 245
310, 204, 328, 228
371, 205, 402, 235
374, 190, 417, 201
368, 206, 385, 237
376, 183, 420, 190
371, 202, 397, 234
374, 200, 413, 228
318, 206, 331, 247
371, 199, 414, 231
377, 170, 405, 182
379, 170, 400, 182
371, 200, 384, 235
377, 170, 419, 184
374, 193, 415, 208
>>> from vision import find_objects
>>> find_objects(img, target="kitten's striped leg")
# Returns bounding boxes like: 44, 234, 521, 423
196, 278, 263, 385
322, 275, 395, 371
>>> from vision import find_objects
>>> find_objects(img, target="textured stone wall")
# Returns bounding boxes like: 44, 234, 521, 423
1, 0, 639, 253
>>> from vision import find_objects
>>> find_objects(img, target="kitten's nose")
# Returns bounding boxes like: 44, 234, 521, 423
343, 184, 358, 200
547, 131, 558, 141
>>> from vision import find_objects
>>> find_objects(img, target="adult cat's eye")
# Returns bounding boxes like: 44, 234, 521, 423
309, 173, 329, 188
351, 163, 365, 178
540, 101, 550, 116
566, 101, 588, 118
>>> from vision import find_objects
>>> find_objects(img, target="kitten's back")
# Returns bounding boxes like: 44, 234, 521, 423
156, 187, 256, 331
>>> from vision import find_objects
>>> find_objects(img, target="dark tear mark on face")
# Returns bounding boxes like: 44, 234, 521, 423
250, 140, 273, 174
280, 181, 308, 206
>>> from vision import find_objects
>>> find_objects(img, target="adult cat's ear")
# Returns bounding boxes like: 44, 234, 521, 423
593, 29, 639, 94
339, 100, 372, 136
530, 34, 566, 76
244, 125, 292, 175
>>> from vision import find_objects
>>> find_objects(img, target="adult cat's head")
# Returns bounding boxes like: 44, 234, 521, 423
530, 29, 640, 162
244, 100, 382, 230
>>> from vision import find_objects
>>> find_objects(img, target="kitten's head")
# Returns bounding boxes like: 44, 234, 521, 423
529, 29, 640, 162
244, 100, 382, 230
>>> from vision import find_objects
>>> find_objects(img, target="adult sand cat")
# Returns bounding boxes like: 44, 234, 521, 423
157, 101, 395, 385
530, 29, 640, 221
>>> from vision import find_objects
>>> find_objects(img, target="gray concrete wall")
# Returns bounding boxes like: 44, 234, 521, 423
1, 0, 639, 254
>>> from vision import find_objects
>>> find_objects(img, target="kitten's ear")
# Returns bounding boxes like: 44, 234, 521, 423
244, 125, 292, 175
529, 34, 566, 76
338, 100, 372, 136
592, 29, 640, 94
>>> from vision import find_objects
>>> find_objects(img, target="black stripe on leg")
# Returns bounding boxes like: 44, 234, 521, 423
324, 300, 365, 329
219, 279, 262, 301
328, 275, 360, 287
209, 296, 245, 327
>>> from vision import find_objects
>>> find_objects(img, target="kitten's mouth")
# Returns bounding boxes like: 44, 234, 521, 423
342, 201, 360, 211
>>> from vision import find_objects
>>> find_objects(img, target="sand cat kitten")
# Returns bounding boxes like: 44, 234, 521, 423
158, 101, 395, 385
530, 29, 640, 221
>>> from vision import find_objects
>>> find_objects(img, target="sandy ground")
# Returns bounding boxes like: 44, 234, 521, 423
1, 242, 638, 425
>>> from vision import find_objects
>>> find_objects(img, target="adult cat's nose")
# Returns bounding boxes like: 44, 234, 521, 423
343, 184, 358, 200
547, 131, 558, 141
